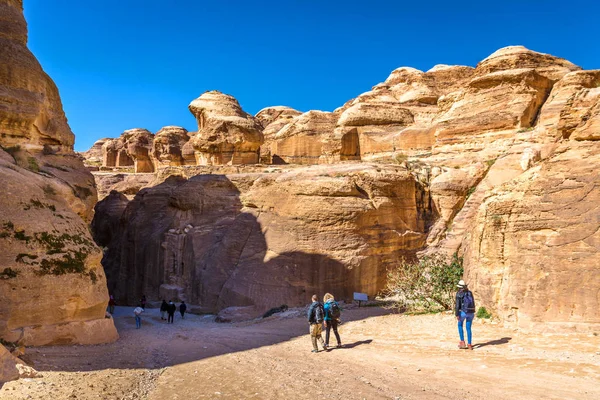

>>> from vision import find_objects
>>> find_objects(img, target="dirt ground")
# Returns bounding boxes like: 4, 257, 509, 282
1, 305, 599, 400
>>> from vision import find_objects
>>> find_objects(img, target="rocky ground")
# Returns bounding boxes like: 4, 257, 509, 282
1, 306, 599, 400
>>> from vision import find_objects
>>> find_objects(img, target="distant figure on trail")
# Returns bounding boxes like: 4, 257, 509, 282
141, 295, 147, 310
133, 304, 144, 329
455, 280, 476, 350
179, 301, 187, 319
307, 294, 326, 353
108, 295, 116, 314
167, 300, 176, 324
160, 300, 168, 320
323, 293, 342, 349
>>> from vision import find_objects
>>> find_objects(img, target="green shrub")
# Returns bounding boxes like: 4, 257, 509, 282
27, 157, 39, 172
485, 158, 497, 168
393, 153, 408, 164
476, 306, 492, 319
382, 253, 464, 313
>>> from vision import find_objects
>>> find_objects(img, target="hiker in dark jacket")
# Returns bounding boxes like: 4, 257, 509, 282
323, 293, 342, 349
167, 300, 176, 324
307, 294, 326, 353
179, 301, 187, 319
160, 300, 168, 320
455, 280, 476, 350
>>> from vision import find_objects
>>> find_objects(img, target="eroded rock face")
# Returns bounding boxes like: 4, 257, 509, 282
151, 126, 189, 168
464, 141, 600, 331
270, 111, 339, 164
123, 128, 155, 173
95, 164, 434, 313
255, 106, 302, 163
0, 0, 73, 151
80, 138, 109, 167
189, 91, 264, 165
0, 0, 116, 345
0, 149, 118, 345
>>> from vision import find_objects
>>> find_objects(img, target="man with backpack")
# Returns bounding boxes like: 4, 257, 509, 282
323, 293, 342, 349
307, 294, 326, 353
455, 280, 476, 350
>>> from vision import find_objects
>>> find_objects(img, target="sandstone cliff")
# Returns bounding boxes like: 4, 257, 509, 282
94, 164, 433, 316
84, 45, 599, 331
0, 0, 117, 345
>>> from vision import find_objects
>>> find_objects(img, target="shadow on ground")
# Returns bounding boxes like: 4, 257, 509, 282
24, 306, 390, 373
473, 337, 512, 348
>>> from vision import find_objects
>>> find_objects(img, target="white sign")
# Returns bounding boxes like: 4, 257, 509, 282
353, 292, 368, 302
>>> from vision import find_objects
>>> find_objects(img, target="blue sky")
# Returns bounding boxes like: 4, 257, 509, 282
24, 0, 598, 151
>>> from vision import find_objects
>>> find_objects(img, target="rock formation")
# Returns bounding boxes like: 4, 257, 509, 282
94, 164, 433, 316
80, 138, 109, 167
0, 0, 117, 345
255, 106, 302, 163
189, 91, 264, 165
84, 44, 599, 331
269, 110, 339, 164
151, 126, 189, 168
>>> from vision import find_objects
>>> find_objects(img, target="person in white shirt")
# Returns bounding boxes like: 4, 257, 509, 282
133, 305, 144, 329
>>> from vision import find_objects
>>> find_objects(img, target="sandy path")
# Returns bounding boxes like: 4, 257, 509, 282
1, 306, 599, 399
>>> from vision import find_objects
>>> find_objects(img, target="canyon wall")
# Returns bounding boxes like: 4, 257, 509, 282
0, 0, 117, 345
84, 46, 598, 330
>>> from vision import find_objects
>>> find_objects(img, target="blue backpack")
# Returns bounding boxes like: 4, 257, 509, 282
329, 301, 341, 320
461, 291, 476, 313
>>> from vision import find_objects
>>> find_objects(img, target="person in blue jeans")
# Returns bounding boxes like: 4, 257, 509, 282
133, 305, 144, 329
455, 280, 475, 350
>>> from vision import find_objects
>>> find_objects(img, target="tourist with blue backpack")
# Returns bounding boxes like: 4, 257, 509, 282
323, 293, 342, 349
455, 280, 476, 350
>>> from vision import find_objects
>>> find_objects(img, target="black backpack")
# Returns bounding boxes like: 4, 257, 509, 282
461, 291, 476, 313
329, 301, 341, 319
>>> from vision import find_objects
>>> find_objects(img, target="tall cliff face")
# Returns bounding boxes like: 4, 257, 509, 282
94, 164, 433, 314
0, 0, 117, 345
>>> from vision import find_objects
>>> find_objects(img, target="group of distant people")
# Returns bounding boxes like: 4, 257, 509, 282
108, 294, 187, 329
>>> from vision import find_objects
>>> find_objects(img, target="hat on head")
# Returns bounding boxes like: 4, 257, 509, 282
457, 279, 467, 288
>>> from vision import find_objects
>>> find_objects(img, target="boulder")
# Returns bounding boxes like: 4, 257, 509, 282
0, 345, 19, 384
80, 138, 110, 167
189, 91, 264, 165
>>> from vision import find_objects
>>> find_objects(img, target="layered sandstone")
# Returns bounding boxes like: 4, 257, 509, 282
0, 0, 117, 345
464, 141, 600, 331
270, 110, 339, 164
255, 106, 302, 163
0, 0, 73, 151
151, 126, 189, 168
189, 91, 264, 165
94, 164, 433, 315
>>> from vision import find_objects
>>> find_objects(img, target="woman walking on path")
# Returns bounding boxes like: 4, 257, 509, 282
455, 280, 476, 350
323, 293, 342, 349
